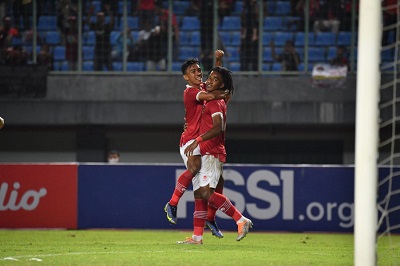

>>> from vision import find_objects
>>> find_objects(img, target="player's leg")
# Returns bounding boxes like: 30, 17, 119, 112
205, 175, 224, 238
198, 156, 253, 241
177, 173, 205, 244
165, 140, 201, 224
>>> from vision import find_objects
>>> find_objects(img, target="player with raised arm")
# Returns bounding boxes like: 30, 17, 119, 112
177, 66, 252, 244
164, 50, 226, 238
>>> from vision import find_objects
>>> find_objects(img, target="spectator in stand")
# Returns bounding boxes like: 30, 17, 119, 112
0, 16, 19, 64
86, 3, 115, 71
185, 0, 201, 16
143, 23, 168, 71
64, 15, 78, 70
330, 45, 349, 70
57, 0, 78, 44
155, 4, 180, 61
134, 0, 155, 30
313, 0, 342, 35
112, 26, 134, 62
107, 150, 120, 163
37, 43, 54, 70
295, 0, 321, 32
270, 40, 300, 71
200, 0, 215, 71
218, 0, 233, 26
12, 0, 34, 31
4, 45, 28, 65
240, 0, 259, 71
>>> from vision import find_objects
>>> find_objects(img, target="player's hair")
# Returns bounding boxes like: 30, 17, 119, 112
208, 66, 234, 95
181, 58, 200, 75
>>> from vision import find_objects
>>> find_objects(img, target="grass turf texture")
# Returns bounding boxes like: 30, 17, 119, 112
0, 230, 398, 265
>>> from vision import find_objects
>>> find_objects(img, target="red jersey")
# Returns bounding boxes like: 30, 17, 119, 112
179, 83, 206, 146
199, 99, 227, 162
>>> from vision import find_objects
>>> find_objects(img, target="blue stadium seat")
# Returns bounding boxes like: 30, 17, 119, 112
173, 1, 190, 15
298, 63, 313, 71
59, 60, 69, 71
190, 31, 200, 46
262, 63, 271, 71
226, 46, 239, 61
308, 47, 325, 62
294, 32, 315, 46
84, 31, 96, 46
53, 45, 66, 61
179, 46, 199, 61
83, 61, 94, 71
231, 31, 241, 46
180, 16, 200, 31
232, 1, 243, 15
219, 16, 241, 31
274, 32, 293, 46
45, 31, 61, 45
126, 16, 139, 30
262, 32, 274, 45
113, 62, 123, 71
219, 31, 231, 46
263, 47, 273, 62
127, 62, 145, 71
315, 32, 337, 46
265, 2, 275, 14
275, 1, 291, 15
229, 62, 241, 71
83, 46, 95, 60
110, 31, 120, 45
337, 31, 352, 46
327, 46, 337, 60
118, 1, 132, 15
271, 62, 283, 71
264, 17, 283, 31
38, 16, 57, 31
172, 62, 182, 71
179, 31, 191, 45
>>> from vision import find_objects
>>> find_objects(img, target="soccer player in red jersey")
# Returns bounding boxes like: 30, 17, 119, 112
177, 66, 252, 244
165, 51, 227, 237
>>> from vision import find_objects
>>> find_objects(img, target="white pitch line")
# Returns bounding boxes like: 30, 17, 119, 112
1, 249, 200, 261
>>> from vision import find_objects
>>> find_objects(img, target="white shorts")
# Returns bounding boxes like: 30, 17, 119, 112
180, 139, 201, 168
192, 155, 223, 191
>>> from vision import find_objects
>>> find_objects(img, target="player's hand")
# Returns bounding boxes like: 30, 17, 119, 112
215, 50, 224, 60
184, 141, 198, 157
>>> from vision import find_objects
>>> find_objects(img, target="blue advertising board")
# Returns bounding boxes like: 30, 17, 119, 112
78, 164, 365, 232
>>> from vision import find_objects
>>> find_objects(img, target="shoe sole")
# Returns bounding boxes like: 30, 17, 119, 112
205, 221, 224, 238
236, 220, 253, 241
164, 204, 177, 225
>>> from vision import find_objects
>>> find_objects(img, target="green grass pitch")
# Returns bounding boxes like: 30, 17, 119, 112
0, 229, 398, 265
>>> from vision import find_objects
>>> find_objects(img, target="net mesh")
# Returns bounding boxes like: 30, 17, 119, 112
377, 1, 400, 264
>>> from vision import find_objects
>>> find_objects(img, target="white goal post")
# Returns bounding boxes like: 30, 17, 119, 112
354, 1, 382, 266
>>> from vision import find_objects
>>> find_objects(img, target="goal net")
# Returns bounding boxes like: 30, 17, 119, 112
377, 1, 400, 265
355, 0, 400, 265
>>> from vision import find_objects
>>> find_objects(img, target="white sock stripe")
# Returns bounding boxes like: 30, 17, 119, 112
193, 211, 208, 219
220, 200, 232, 211
175, 182, 186, 191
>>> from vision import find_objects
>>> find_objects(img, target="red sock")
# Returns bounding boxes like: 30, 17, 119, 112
169, 170, 193, 206
208, 192, 242, 222
193, 199, 207, 236
207, 186, 223, 221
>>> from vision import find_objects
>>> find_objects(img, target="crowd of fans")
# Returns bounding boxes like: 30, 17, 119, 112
0, 0, 368, 72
